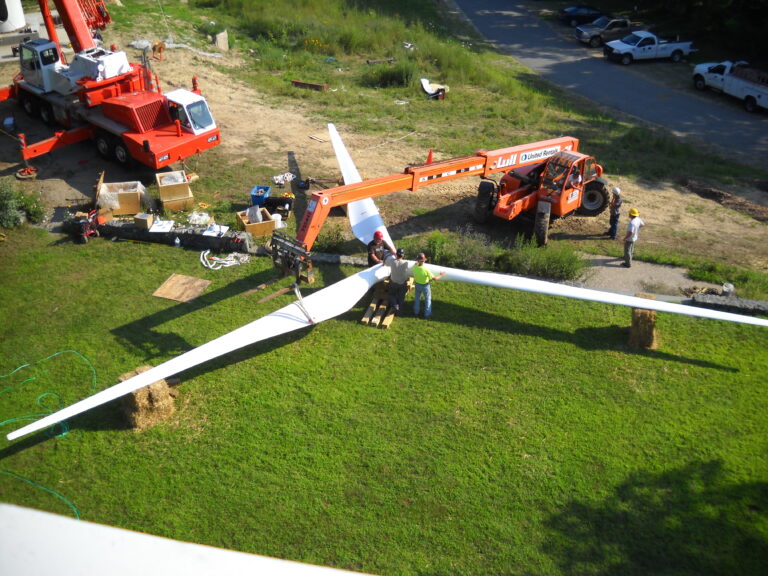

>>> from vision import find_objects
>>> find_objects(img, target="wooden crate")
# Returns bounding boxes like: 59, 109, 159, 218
236, 207, 275, 238
156, 170, 194, 211
96, 172, 145, 216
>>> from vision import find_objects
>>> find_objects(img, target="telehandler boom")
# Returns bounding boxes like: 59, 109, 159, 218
271, 136, 610, 280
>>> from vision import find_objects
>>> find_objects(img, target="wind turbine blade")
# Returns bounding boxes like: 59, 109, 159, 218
7, 266, 391, 442
327, 123, 394, 249
429, 264, 768, 328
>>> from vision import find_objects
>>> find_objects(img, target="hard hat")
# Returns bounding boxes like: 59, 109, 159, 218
373, 230, 383, 240
612, 187, 621, 195
396, 248, 405, 257
629, 207, 639, 217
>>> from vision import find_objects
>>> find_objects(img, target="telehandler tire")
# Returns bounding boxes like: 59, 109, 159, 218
474, 181, 496, 224
534, 202, 551, 246
577, 181, 610, 216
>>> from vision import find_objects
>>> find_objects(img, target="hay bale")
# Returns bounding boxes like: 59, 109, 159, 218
119, 366, 177, 431
629, 294, 658, 350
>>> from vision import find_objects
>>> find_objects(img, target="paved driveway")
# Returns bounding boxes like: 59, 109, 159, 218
451, 0, 768, 167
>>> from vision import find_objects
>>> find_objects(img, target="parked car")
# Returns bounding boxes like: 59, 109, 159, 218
557, 5, 605, 27
603, 31, 696, 65
575, 16, 639, 48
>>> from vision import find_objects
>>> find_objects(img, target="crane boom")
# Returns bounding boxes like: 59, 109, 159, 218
39, 0, 110, 56
295, 136, 579, 251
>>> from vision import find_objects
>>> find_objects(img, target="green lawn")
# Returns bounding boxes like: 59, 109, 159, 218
1, 227, 767, 575
2, 0, 768, 573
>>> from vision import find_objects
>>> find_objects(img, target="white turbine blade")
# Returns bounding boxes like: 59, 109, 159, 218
327, 123, 394, 249
428, 264, 768, 327
7, 266, 391, 442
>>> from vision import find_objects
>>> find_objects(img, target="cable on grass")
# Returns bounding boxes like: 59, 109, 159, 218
0, 349, 99, 437
0, 469, 81, 519
0, 351, 95, 520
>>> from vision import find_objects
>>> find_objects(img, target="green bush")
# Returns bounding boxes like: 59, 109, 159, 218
314, 223, 347, 253
17, 190, 44, 224
410, 226, 498, 270
495, 237, 586, 281
0, 179, 43, 227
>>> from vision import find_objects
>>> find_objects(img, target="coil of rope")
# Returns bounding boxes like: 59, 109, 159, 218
199, 250, 250, 270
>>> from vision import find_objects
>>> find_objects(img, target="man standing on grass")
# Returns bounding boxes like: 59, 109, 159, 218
622, 207, 644, 268
607, 187, 622, 240
412, 252, 445, 319
385, 248, 410, 314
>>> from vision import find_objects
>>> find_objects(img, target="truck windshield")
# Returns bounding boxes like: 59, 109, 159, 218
592, 16, 610, 27
187, 100, 214, 131
621, 33, 642, 45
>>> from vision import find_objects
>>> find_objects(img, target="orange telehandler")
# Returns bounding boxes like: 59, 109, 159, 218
271, 136, 610, 281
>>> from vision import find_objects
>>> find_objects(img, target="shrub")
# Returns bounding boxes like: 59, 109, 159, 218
314, 223, 347, 253
17, 191, 44, 224
412, 226, 497, 270
0, 179, 43, 227
494, 238, 586, 281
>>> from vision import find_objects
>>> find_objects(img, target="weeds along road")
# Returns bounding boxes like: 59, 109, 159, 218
450, 0, 768, 167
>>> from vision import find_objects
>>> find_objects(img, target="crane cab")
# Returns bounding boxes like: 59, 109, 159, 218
18, 37, 132, 97
166, 89, 217, 135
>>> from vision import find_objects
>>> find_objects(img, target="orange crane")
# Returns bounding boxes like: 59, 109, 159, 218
271, 136, 611, 280
0, 0, 220, 169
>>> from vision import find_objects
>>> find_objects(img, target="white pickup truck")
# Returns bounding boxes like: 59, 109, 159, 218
603, 31, 696, 65
693, 60, 768, 113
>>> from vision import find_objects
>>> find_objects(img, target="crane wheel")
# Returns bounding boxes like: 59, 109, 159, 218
95, 133, 113, 158
474, 181, 497, 224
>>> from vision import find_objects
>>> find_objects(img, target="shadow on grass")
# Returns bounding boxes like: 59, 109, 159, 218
427, 301, 736, 372
543, 460, 768, 574
7, 263, 729, 443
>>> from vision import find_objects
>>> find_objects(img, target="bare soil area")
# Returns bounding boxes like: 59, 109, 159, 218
1, 40, 766, 296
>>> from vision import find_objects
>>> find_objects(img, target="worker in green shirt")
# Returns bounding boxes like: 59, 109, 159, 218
412, 252, 446, 319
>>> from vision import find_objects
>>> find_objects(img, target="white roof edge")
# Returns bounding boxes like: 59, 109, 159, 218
0, 504, 373, 576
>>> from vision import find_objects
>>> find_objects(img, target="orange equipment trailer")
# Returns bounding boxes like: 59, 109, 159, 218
0, 0, 220, 169
271, 136, 610, 280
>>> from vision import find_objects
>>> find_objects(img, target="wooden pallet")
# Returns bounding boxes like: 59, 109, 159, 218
360, 279, 413, 329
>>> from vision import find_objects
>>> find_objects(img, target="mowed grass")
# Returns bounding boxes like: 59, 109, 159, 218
2, 0, 768, 573
1, 228, 767, 574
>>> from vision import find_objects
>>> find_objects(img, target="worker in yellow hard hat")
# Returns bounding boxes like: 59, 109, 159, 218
622, 207, 644, 267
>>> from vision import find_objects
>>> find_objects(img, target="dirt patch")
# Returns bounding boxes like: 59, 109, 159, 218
681, 179, 768, 222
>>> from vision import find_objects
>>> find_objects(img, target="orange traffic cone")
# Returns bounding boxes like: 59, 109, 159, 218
426, 148, 433, 164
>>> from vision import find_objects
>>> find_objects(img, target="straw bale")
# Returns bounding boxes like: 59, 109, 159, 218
119, 365, 177, 431
629, 294, 658, 350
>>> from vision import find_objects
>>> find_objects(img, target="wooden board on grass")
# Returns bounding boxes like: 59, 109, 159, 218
153, 274, 211, 303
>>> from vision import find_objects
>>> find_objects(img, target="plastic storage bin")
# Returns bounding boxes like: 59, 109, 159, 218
250, 186, 271, 206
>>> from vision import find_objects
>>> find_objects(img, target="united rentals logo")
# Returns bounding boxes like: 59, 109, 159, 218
520, 146, 560, 163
